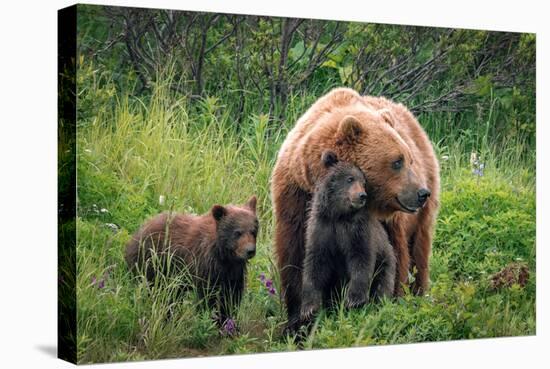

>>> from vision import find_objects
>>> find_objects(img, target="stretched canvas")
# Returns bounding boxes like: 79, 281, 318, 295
58, 3, 536, 364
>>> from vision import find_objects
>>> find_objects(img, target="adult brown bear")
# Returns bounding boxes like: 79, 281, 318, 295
271, 88, 439, 331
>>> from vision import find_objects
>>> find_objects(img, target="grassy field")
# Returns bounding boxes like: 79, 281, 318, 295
74, 69, 535, 364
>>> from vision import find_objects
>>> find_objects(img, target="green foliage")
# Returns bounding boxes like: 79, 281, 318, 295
74, 68, 535, 363
435, 174, 535, 280
76, 57, 117, 125
76, 4, 535, 151
72, 4, 536, 363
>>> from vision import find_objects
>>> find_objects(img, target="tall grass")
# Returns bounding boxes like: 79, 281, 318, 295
75, 66, 535, 363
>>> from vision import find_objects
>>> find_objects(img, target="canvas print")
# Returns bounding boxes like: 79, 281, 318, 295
58, 3, 536, 364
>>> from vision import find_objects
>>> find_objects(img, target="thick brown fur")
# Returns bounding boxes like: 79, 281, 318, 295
300, 151, 396, 326
271, 88, 439, 332
125, 196, 259, 325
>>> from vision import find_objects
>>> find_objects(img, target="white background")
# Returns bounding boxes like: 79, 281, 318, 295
0, 0, 547, 367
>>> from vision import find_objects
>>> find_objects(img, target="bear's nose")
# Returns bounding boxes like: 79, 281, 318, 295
417, 188, 431, 205
358, 192, 367, 202
245, 245, 256, 259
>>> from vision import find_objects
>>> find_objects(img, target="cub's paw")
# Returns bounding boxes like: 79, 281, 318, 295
282, 319, 301, 338
300, 301, 320, 324
373, 285, 394, 301
345, 292, 368, 309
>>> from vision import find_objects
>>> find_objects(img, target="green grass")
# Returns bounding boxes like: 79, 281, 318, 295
74, 69, 535, 364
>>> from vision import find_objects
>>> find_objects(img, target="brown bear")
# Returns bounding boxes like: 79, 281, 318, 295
125, 196, 259, 326
271, 87, 439, 332
301, 151, 396, 325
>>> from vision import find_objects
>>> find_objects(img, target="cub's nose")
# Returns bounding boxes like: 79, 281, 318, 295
358, 192, 368, 202
417, 188, 431, 205
245, 245, 256, 259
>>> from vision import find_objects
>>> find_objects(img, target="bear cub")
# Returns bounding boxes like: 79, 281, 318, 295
301, 151, 396, 323
125, 196, 259, 327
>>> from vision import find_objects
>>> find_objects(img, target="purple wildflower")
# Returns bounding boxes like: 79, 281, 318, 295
470, 152, 485, 177
222, 318, 237, 336
91, 275, 106, 289
473, 168, 484, 177
259, 273, 277, 296
478, 163, 485, 176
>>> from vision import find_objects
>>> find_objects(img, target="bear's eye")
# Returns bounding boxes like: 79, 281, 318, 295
234, 230, 242, 238
392, 159, 403, 170
346, 176, 354, 183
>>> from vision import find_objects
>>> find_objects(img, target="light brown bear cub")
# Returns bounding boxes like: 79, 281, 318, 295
125, 196, 259, 327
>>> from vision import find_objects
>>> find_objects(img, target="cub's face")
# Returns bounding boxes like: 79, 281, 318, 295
320, 151, 368, 215
211, 196, 259, 261
334, 112, 431, 215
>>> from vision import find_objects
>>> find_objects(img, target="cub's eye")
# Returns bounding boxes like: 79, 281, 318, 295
234, 230, 242, 238
346, 176, 354, 183
251, 230, 258, 238
392, 159, 403, 170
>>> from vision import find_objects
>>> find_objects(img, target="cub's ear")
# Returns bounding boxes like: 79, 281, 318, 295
321, 150, 338, 168
211, 205, 227, 221
245, 195, 257, 212
379, 108, 396, 128
337, 115, 363, 142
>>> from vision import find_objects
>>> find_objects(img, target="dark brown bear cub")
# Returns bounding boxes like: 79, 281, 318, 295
125, 196, 259, 327
300, 152, 395, 324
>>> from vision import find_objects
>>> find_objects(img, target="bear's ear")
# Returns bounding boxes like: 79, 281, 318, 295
211, 205, 227, 221
245, 195, 257, 213
337, 115, 363, 142
379, 108, 396, 128
321, 150, 338, 168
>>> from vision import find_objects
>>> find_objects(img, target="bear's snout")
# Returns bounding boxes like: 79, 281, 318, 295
244, 244, 256, 259
396, 187, 431, 212
417, 188, 431, 206
350, 191, 367, 209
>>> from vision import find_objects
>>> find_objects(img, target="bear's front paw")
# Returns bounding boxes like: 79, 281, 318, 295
300, 301, 320, 324
345, 291, 368, 309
